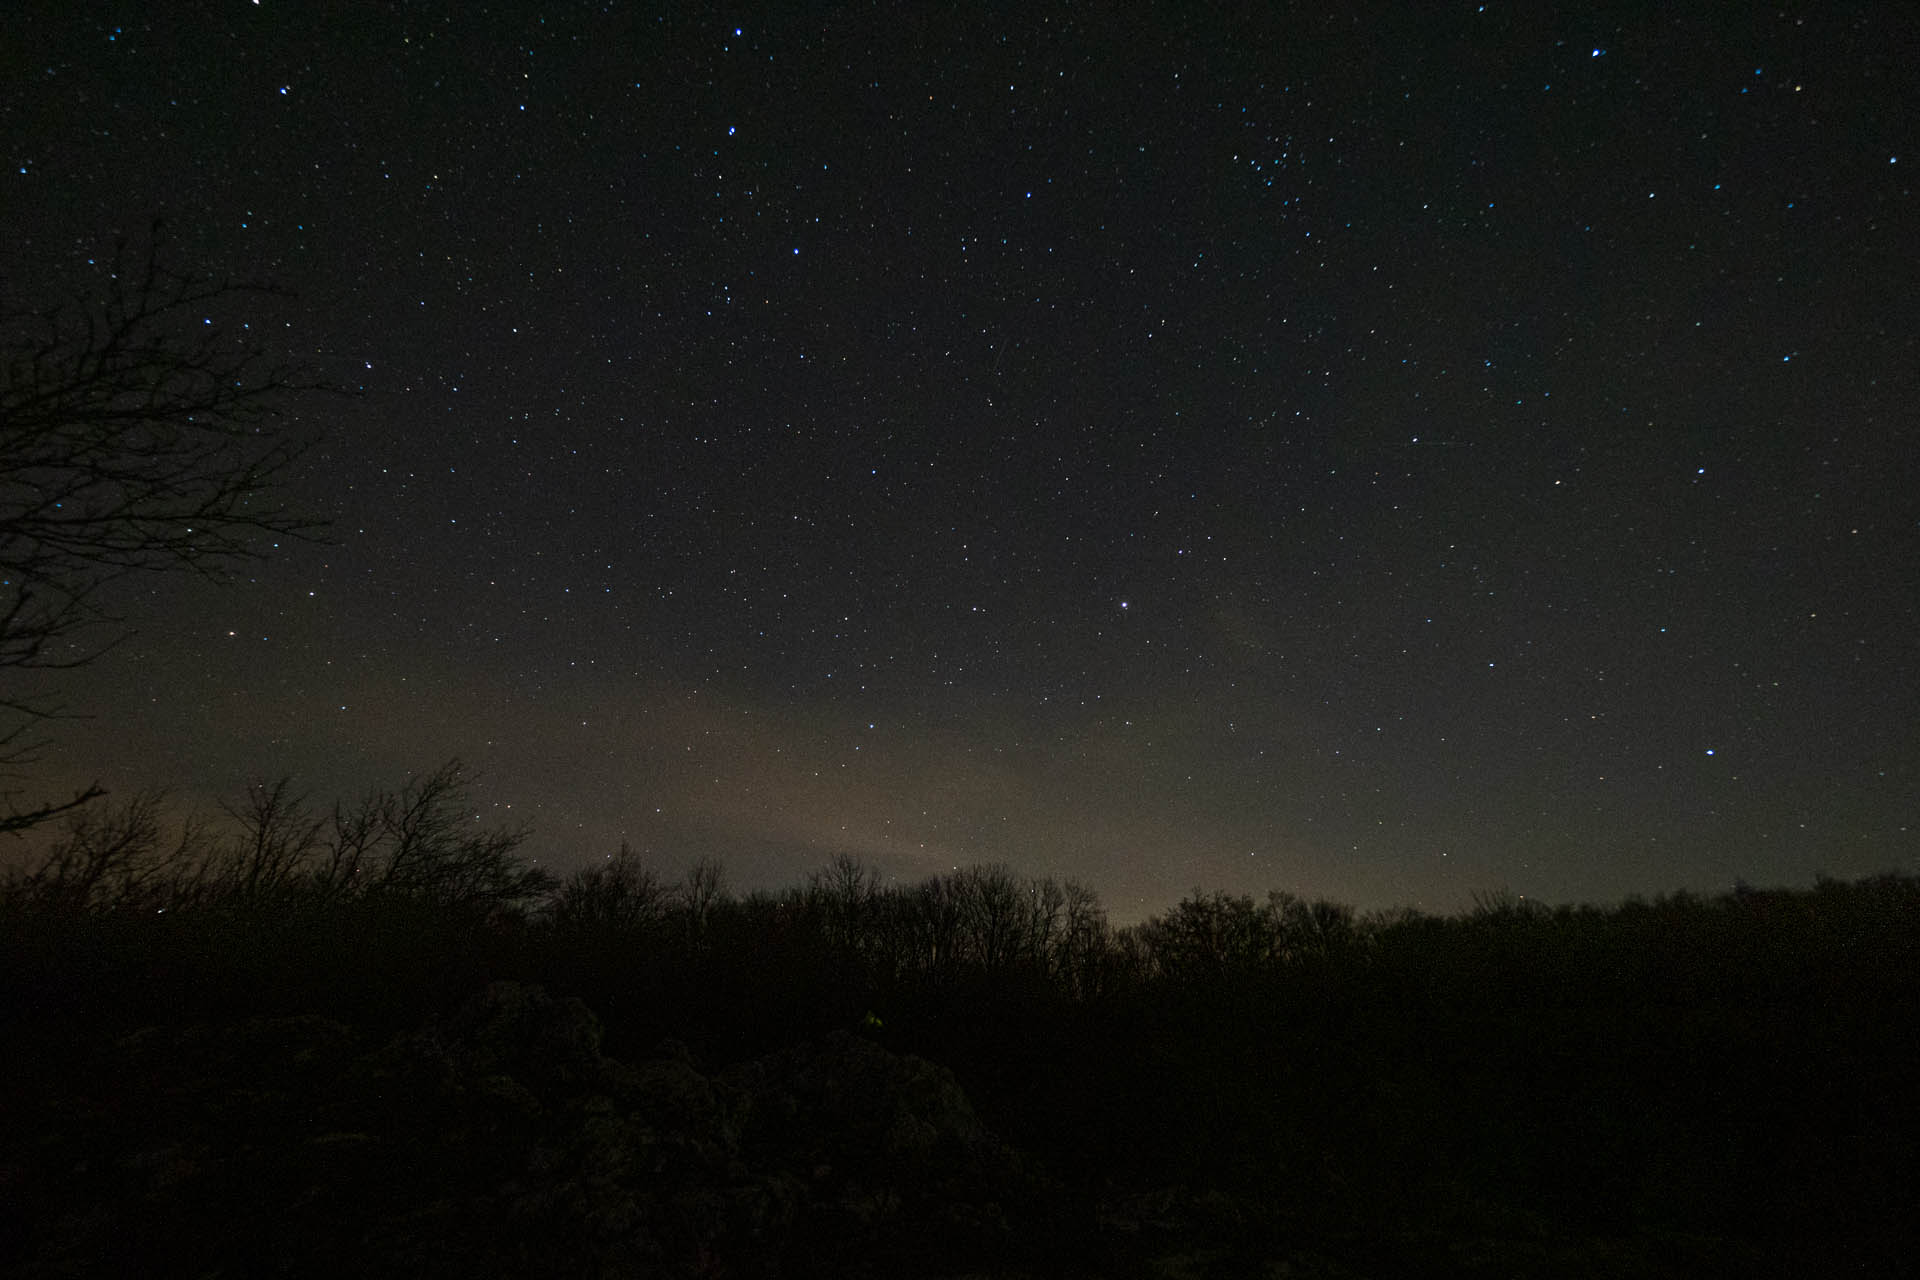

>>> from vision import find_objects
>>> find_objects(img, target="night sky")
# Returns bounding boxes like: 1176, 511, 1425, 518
4, 2, 1915, 919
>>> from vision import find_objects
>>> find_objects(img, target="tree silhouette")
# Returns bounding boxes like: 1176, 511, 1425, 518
0, 226, 329, 830
216, 777, 327, 906
0, 760, 552, 917
680, 855, 730, 952
318, 760, 554, 913
807, 852, 881, 960
1, 788, 205, 914
551, 841, 671, 932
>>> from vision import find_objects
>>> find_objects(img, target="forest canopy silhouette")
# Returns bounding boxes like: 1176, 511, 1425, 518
4, 767, 1916, 1277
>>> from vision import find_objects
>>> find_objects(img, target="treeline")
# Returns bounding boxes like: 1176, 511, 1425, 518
1, 763, 551, 918
0, 760, 1378, 1000
7, 764, 1919, 1274
0, 760, 1471, 1016
6, 759, 1919, 1012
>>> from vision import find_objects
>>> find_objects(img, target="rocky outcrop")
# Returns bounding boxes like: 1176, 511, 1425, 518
5, 983, 1048, 1278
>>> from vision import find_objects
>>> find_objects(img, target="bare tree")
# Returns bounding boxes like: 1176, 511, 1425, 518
0, 225, 330, 829
943, 863, 1043, 975
0, 762, 550, 918
1055, 877, 1111, 997
551, 841, 670, 931
1267, 890, 1360, 963
807, 852, 880, 958
289, 761, 551, 913
898, 875, 963, 980
313, 791, 382, 902
1137, 890, 1273, 980
680, 855, 730, 952
357, 761, 552, 912
1027, 874, 1066, 971
1, 789, 211, 914
216, 777, 325, 904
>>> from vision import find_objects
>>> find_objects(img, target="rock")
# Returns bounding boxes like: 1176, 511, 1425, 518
8, 984, 1051, 1278
438, 980, 610, 1092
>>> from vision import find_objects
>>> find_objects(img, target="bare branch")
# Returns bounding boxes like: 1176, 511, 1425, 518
0, 224, 338, 831
1, 229, 332, 675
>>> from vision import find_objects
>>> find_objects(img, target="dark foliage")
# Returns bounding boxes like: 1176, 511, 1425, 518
4, 806, 1917, 1276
